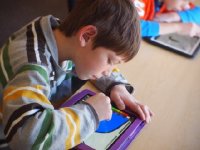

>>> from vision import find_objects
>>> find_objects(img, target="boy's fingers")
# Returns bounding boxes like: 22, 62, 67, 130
106, 109, 112, 121
149, 109, 154, 117
140, 105, 151, 123
131, 104, 145, 121
105, 96, 111, 104
129, 100, 153, 123
105, 97, 112, 120
113, 96, 125, 110
123, 97, 145, 120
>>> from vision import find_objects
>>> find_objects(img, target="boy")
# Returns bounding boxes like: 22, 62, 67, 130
133, 0, 200, 37
0, 0, 153, 149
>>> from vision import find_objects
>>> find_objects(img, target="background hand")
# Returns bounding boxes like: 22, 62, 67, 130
154, 12, 181, 23
178, 23, 200, 37
159, 22, 200, 37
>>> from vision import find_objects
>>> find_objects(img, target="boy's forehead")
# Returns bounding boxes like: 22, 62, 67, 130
94, 47, 129, 63
104, 49, 125, 63
114, 53, 129, 64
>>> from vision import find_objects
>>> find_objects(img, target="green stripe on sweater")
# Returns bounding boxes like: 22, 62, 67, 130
67, 61, 73, 70
17, 64, 49, 83
32, 109, 54, 150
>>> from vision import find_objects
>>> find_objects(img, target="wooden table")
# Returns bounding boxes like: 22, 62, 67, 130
117, 41, 200, 150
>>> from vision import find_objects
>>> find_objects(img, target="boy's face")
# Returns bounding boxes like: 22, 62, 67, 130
74, 46, 123, 80
73, 25, 124, 80
164, 0, 190, 11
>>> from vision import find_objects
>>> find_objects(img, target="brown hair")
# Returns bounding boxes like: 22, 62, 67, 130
59, 0, 141, 62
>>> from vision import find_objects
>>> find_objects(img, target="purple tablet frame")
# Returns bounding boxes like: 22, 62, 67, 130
61, 89, 145, 150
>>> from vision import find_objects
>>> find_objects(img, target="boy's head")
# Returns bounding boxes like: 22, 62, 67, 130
58, 0, 141, 80
59, 0, 141, 62
163, 0, 193, 11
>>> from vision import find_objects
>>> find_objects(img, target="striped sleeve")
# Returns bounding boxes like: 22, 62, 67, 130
1, 16, 98, 149
93, 68, 134, 96
2, 64, 98, 149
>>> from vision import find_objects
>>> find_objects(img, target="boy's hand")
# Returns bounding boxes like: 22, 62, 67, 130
154, 12, 181, 23
110, 85, 153, 123
85, 93, 112, 121
159, 22, 200, 36
179, 23, 200, 37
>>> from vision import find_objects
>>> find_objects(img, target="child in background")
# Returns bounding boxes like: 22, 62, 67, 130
0, 0, 153, 149
133, 0, 200, 37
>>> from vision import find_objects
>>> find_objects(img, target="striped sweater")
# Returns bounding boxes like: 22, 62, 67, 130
0, 15, 133, 149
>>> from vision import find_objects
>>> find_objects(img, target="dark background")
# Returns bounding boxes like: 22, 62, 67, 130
0, 0, 69, 46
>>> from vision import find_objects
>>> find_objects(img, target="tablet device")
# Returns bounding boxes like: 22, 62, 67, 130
144, 33, 200, 57
61, 89, 145, 150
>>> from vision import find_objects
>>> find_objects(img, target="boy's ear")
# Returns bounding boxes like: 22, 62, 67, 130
79, 25, 97, 47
